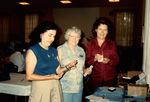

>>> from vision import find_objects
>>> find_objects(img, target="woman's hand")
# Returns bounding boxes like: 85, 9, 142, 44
56, 60, 77, 74
94, 54, 103, 62
94, 54, 110, 64
102, 58, 110, 64
49, 72, 64, 80
65, 60, 77, 71
84, 67, 92, 75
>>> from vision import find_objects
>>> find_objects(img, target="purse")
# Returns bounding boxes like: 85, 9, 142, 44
0, 61, 18, 81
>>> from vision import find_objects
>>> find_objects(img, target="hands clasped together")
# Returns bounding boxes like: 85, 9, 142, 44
64, 60, 78, 71
52, 60, 78, 80
94, 54, 110, 64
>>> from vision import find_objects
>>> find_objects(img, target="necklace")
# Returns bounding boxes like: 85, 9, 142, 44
47, 54, 50, 58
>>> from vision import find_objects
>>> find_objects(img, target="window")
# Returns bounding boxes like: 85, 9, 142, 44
0, 15, 10, 43
115, 11, 135, 47
24, 14, 39, 43
115, 11, 143, 71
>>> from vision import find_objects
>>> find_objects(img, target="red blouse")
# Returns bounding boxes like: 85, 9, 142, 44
85, 37, 119, 81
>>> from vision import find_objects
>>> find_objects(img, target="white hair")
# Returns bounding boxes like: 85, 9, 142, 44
64, 26, 81, 40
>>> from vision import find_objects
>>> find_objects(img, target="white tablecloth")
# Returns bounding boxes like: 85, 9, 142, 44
0, 73, 31, 96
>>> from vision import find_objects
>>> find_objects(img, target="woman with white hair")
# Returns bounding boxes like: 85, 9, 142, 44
57, 26, 92, 102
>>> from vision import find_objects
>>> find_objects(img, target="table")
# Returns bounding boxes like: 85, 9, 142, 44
86, 87, 149, 102
0, 73, 31, 102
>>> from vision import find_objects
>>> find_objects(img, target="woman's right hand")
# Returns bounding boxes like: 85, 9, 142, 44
65, 60, 78, 71
56, 60, 78, 74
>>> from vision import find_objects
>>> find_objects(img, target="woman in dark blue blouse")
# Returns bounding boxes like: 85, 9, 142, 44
25, 21, 77, 102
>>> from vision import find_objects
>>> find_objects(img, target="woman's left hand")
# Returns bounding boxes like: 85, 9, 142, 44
48, 72, 64, 80
103, 58, 110, 64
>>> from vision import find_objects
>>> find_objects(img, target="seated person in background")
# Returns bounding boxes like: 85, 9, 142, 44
10, 42, 25, 72
78, 32, 89, 51
0, 49, 5, 69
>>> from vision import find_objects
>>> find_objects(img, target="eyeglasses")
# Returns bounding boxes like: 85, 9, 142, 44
69, 35, 80, 39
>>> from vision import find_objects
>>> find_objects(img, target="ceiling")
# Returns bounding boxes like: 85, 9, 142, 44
0, 0, 143, 10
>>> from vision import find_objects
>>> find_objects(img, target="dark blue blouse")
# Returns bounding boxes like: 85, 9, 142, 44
28, 43, 59, 75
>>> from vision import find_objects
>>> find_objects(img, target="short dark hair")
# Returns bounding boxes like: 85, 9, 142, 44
29, 21, 57, 46
92, 17, 112, 37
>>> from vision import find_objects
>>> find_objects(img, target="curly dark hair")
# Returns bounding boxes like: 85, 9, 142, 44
92, 17, 112, 37
29, 21, 57, 46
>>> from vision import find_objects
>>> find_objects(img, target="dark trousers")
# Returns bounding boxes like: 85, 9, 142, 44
88, 77, 117, 94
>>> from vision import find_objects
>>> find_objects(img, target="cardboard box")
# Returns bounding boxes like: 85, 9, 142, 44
127, 84, 148, 97
127, 71, 142, 78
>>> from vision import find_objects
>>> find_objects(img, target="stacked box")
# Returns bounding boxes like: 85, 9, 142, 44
127, 84, 148, 97
123, 90, 149, 102
127, 71, 142, 78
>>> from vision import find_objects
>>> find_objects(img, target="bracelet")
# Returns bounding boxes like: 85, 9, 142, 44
65, 65, 70, 71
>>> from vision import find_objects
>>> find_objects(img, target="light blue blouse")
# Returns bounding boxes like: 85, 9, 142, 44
57, 42, 85, 93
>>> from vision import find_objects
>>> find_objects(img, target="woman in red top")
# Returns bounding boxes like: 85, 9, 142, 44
86, 17, 119, 93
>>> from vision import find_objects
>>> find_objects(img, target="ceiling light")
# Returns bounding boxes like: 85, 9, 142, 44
18, 2, 30, 5
109, 0, 120, 2
60, 0, 72, 4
